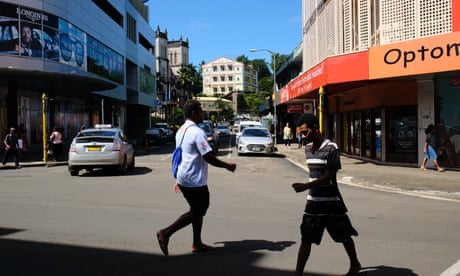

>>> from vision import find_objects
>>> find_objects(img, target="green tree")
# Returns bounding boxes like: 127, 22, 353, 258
178, 64, 202, 97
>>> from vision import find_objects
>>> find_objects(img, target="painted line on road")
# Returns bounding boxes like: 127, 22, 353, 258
440, 259, 460, 276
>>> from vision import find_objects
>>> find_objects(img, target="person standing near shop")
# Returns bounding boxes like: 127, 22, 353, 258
283, 122, 293, 148
291, 113, 361, 276
420, 124, 445, 172
2, 127, 21, 169
49, 127, 64, 161
156, 99, 236, 256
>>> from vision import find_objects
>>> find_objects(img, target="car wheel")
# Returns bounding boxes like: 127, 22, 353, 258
69, 168, 79, 176
118, 155, 128, 172
128, 155, 135, 170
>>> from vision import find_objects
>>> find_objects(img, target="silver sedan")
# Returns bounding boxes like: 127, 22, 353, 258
68, 125, 135, 176
237, 127, 275, 155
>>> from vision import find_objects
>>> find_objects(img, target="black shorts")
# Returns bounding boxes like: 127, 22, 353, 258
179, 185, 210, 216
300, 214, 358, 245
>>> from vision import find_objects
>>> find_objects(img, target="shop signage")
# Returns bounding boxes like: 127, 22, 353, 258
287, 103, 304, 113
369, 32, 460, 79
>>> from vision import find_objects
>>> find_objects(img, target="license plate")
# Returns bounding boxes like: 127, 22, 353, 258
87, 146, 101, 151
253, 147, 262, 152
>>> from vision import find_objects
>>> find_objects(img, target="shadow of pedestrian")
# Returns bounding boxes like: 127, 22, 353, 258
360, 265, 418, 275
215, 239, 295, 252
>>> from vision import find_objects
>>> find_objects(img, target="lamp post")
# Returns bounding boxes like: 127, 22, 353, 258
250, 48, 277, 145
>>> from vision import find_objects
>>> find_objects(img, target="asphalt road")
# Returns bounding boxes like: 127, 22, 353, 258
0, 139, 459, 276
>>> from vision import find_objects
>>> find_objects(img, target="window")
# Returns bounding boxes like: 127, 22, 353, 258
220, 65, 225, 71
126, 13, 136, 43
213, 66, 217, 72
220, 76, 225, 82
228, 65, 233, 71
228, 76, 233, 81
92, 0, 123, 27
138, 33, 153, 52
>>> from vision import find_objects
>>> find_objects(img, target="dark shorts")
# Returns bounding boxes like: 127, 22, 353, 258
300, 214, 358, 245
179, 185, 210, 216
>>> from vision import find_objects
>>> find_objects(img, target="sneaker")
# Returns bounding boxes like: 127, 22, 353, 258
438, 168, 445, 172
15, 165, 22, 169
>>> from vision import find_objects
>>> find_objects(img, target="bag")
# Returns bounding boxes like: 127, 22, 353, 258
171, 127, 189, 178
171, 146, 182, 178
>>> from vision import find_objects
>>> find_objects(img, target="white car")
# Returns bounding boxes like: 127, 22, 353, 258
235, 120, 263, 145
237, 127, 275, 155
68, 124, 135, 176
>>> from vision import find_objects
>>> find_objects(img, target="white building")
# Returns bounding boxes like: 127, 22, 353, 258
201, 57, 257, 96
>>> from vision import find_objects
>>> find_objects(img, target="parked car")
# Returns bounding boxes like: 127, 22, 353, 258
237, 127, 275, 156
217, 124, 231, 136
153, 122, 174, 141
145, 127, 167, 145
199, 122, 219, 153
68, 124, 135, 176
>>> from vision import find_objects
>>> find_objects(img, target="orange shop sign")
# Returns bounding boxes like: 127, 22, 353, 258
369, 32, 460, 79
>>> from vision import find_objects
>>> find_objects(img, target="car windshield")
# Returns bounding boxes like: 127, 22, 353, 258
242, 128, 270, 137
199, 123, 212, 132
78, 130, 116, 137
218, 125, 228, 129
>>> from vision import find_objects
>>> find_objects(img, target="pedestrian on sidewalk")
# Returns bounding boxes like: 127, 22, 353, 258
2, 127, 21, 169
156, 99, 236, 256
283, 122, 292, 148
291, 113, 361, 276
49, 127, 64, 161
296, 126, 304, 149
420, 124, 445, 172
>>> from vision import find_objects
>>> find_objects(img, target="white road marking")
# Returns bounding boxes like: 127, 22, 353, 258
440, 259, 460, 276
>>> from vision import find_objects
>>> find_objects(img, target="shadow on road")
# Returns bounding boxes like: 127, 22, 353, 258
0, 227, 417, 276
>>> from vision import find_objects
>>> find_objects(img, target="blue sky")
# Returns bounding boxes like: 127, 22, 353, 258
147, 0, 302, 66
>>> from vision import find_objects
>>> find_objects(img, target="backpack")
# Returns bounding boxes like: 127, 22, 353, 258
171, 127, 189, 178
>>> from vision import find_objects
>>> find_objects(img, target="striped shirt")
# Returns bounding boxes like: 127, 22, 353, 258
304, 139, 348, 215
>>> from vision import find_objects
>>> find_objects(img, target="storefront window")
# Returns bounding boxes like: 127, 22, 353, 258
436, 75, 460, 168
387, 107, 417, 162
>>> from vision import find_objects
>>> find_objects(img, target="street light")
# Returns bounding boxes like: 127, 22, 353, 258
250, 48, 277, 146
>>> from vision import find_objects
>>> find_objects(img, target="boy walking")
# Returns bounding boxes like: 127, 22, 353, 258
291, 114, 361, 276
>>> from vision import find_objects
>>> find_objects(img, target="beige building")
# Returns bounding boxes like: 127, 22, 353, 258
202, 57, 257, 96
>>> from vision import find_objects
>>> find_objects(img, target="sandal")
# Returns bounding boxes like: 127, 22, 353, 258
156, 231, 169, 256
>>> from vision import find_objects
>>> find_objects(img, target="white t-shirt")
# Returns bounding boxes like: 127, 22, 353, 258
176, 120, 213, 187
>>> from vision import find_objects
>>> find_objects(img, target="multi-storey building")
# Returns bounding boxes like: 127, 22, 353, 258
0, 0, 156, 152
202, 57, 257, 114
280, 0, 460, 169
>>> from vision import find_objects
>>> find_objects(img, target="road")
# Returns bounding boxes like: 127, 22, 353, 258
0, 137, 459, 275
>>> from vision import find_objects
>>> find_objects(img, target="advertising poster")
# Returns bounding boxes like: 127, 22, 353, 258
0, 2, 19, 55
58, 18, 86, 69
43, 12, 59, 61
18, 5, 43, 58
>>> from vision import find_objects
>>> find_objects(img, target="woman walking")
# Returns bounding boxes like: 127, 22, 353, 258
421, 124, 445, 172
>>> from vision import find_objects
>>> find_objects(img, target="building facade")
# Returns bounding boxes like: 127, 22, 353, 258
279, 0, 460, 169
0, 0, 156, 152
155, 26, 191, 123
202, 57, 257, 115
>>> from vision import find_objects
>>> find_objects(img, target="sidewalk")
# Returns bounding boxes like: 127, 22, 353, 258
276, 144, 460, 202
4, 143, 460, 201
